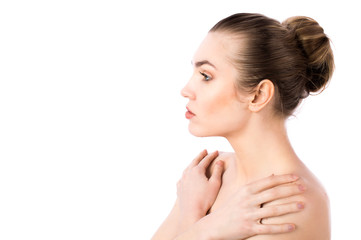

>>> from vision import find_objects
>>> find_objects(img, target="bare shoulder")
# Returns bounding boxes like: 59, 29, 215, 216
250, 168, 331, 240
206, 151, 235, 177
216, 151, 236, 166
214, 151, 235, 162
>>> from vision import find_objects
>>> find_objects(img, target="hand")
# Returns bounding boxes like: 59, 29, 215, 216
176, 150, 224, 232
204, 174, 305, 240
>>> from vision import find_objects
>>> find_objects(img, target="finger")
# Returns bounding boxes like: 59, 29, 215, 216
254, 201, 305, 219
190, 149, 208, 167
253, 223, 296, 235
248, 174, 299, 194
198, 151, 219, 169
254, 183, 306, 205
209, 160, 224, 183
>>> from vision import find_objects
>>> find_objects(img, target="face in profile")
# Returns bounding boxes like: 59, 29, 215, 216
181, 32, 252, 138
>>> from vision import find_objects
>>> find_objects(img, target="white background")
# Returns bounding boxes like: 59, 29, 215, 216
0, 0, 360, 239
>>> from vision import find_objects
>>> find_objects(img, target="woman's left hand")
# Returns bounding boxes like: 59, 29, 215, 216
176, 149, 224, 232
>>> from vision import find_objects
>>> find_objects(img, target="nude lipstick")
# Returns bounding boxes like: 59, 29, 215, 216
185, 107, 195, 119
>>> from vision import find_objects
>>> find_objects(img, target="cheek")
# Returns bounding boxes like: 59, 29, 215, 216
204, 88, 242, 116
203, 89, 248, 129
188, 79, 250, 137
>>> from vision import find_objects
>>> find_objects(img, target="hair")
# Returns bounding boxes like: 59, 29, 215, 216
209, 13, 334, 116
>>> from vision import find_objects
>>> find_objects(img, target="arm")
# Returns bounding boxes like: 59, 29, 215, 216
173, 217, 212, 240
151, 200, 180, 240
151, 150, 224, 240
152, 151, 307, 240
175, 174, 304, 240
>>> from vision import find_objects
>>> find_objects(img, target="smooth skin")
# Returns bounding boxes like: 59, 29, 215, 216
153, 32, 330, 239
152, 150, 305, 240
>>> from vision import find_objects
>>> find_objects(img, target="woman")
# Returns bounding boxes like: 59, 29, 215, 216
152, 13, 333, 240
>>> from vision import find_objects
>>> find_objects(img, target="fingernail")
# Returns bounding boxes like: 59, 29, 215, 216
298, 184, 306, 191
288, 224, 295, 231
297, 202, 305, 209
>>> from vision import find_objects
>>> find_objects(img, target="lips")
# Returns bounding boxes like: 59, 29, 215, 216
185, 107, 195, 119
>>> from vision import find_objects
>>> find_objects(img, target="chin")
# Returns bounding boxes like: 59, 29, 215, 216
188, 124, 221, 138
188, 124, 207, 137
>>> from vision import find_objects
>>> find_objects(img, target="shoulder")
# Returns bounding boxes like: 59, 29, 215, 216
250, 170, 331, 240
206, 151, 235, 177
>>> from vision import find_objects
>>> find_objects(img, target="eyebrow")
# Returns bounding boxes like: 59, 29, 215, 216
192, 60, 217, 70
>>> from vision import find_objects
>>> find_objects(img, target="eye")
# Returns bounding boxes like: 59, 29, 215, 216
199, 72, 212, 81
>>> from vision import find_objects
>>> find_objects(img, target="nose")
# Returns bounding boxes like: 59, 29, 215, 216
181, 80, 196, 100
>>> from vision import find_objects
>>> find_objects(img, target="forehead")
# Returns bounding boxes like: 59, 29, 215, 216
193, 32, 241, 71
193, 32, 228, 65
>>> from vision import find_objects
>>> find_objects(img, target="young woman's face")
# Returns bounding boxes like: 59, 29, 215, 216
181, 32, 251, 138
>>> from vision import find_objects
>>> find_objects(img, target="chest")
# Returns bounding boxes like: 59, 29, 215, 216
208, 176, 239, 214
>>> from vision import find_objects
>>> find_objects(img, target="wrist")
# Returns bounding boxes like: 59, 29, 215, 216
174, 218, 214, 240
178, 213, 203, 234
178, 206, 206, 233
196, 215, 218, 240
198, 218, 216, 240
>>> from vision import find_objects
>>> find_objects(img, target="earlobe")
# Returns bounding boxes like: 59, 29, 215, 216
248, 79, 275, 112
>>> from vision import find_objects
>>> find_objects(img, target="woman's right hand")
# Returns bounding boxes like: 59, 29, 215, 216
176, 149, 224, 232
200, 174, 306, 240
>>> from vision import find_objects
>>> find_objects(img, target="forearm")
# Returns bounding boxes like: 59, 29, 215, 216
174, 217, 214, 240
151, 201, 181, 240
153, 150, 224, 239
152, 199, 210, 240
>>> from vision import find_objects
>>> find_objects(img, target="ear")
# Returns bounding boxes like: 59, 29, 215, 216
248, 79, 275, 113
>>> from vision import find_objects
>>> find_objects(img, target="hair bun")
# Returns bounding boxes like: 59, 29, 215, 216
283, 16, 334, 93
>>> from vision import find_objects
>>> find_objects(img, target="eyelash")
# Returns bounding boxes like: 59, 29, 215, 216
199, 72, 211, 81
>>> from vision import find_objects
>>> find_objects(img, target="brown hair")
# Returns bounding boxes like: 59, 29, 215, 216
210, 13, 334, 116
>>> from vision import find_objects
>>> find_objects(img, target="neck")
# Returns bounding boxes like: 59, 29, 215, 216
225, 114, 299, 185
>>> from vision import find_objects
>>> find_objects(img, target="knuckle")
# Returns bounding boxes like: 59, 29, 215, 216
243, 211, 253, 220
261, 225, 272, 234
270, 206, 279, 216
211, 176, 221, 183
268, 174, 276, 181
244, 222, 254, 233
197, 155, 205, 162
266, 174, 276, 184
252, 224, 265, 234
270, 188, 281, 197
244, 184, 253, 195
195, 166, 203, 174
